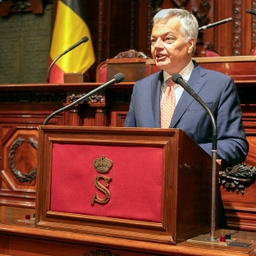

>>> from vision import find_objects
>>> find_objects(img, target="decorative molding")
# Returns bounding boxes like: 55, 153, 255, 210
9, 0, 31, 11
111, 112, 127, 127
68, 93, 104, 104
213, 0, 217, 51
219, 163, 256, 194
8, 137, 38, 183
98, 0, 104, 63
233, 0, 242, 55
108, 91, 131, 104
85, 250, 119, 256
192, 1, 211, 46
147, 1, 154, 56
130, 0, 136, 49
149, 0, 164, 15
0, 0, 46, 16
0, 93, 66, 104
252, 0, 256, 47
114, 49, 148, 58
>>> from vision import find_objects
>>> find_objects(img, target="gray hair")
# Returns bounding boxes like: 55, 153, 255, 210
153, 8, 199, 50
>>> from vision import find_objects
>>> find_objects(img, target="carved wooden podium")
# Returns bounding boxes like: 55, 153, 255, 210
36, 125, 215, 246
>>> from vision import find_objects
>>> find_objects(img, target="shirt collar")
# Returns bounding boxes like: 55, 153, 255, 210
163, 60, 194, 85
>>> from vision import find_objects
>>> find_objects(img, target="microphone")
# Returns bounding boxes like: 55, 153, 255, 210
46, 36, 89, 83
172, 74, 217, 241
246, 9, 256, 16
172, 74, 217, 142
198, 17, 233, 31
43, 73, 125, 125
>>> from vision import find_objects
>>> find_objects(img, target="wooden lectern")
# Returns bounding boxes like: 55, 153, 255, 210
36, 126, 216, 245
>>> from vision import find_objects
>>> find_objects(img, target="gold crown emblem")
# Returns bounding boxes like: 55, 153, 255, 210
94, 155, 113, 173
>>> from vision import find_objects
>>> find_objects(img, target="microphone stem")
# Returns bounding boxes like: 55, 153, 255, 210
46, 53, 64, 83
198, 18, 232, 31
210, 149, 217, 241
46, 37, 88, 83
194, 95, 218, 241
175, 77, 218, 240
43, 77, 120, 125
173, 75, 218, 241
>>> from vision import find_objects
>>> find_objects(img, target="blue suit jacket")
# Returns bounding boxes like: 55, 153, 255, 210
124, 61, 248, 168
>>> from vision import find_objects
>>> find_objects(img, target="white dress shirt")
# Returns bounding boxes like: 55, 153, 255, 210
161, 61, 194, 106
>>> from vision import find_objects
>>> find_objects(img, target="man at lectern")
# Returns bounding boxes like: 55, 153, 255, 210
124, 8, 248, 229
124, 8, 248, 170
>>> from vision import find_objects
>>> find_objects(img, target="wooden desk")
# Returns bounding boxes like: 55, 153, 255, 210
0, 206, 256, 256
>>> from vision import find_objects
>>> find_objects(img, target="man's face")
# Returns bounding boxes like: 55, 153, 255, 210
151, 17, 194, 74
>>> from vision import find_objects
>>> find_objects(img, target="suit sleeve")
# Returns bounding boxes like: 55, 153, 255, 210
199, 77, 248, 168
124, 83, 136, 127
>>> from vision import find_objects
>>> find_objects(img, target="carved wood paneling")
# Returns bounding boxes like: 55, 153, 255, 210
0, 128, 38, 208
98, 0, 105, 64
130, 0, 136, 49
0, 88, 67, 207
221, 180, 256, 231
110, 112, 128, 127
252, 0, 256, 47
233, 1, 242, 55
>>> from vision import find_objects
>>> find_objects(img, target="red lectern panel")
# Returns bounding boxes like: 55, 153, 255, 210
50, 144, 163, 222
36, 126, 214, 245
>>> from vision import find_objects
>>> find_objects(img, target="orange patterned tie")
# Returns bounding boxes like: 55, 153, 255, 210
161, 79, 176, 128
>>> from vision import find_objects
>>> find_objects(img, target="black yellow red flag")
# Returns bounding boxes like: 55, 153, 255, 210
48, 0, 95, 83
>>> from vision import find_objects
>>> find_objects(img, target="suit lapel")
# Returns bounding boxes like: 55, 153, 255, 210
151, 72, 163, 128
171, 64, 207, 127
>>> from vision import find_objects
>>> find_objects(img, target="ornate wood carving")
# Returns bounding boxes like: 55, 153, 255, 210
192, 0, 211, 46
0, 93, 66, 104
130, 0, 136, 49
147, 1, 154, 56
98, 0, 104, 63
233, 0, 242, 55
114, 49, 148, 58
149, 0, 164, 14
220, 164, 256, 195
0, 0, 44, 16
213, 0, 217, 50
0, 127, 38, 208
8, 137, 37, 183
68, 93, 105, 104
252, 0, 256, 47
85, 250, 119, 256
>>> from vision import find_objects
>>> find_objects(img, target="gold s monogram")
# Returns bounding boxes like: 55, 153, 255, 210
91, 175, 112, 205
91, 155, 113, 206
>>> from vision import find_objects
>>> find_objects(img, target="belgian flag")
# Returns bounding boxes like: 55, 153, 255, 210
48, 0, 95, 83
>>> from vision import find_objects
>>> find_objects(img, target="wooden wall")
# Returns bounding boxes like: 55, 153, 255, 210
1, 0, 255, 83
77, 0, 256, 81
